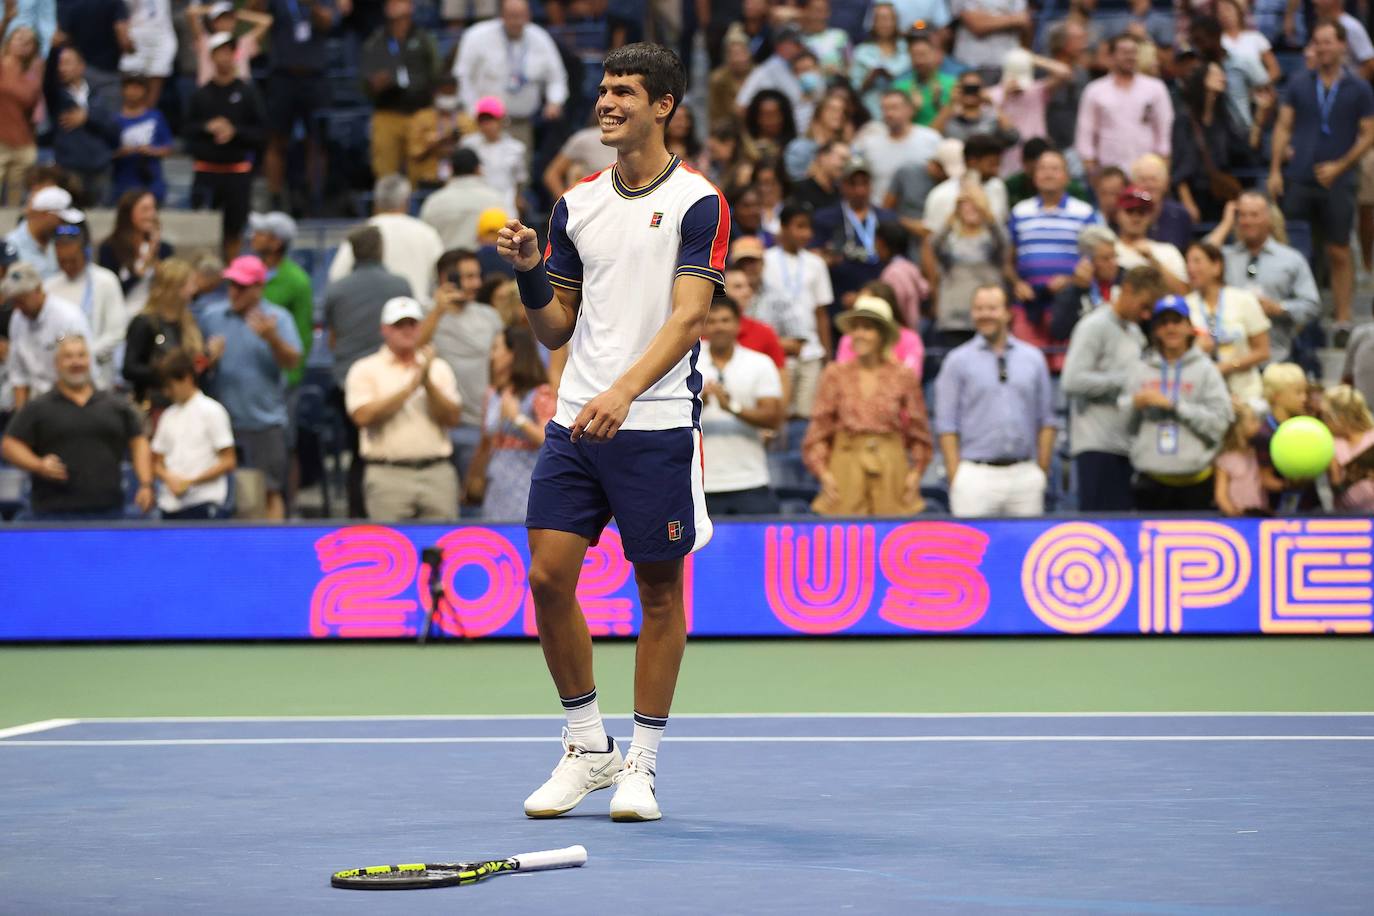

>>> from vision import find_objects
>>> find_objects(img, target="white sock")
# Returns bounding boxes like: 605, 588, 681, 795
561, 688, 609, 752
628, 711, 667, 772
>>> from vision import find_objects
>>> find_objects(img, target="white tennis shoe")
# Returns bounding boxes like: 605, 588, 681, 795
608, 752, 660, 822
523, 729, 623, 818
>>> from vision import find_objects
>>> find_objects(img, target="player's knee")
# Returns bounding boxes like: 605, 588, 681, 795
528, 562, 577, 607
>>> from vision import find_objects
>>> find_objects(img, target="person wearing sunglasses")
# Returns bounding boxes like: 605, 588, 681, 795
933, 283, 1058, 517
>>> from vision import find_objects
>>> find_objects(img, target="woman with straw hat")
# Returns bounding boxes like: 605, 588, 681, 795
802, 294, 932, 516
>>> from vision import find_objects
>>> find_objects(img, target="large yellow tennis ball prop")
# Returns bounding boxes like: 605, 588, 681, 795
1270, 416, 1335, 480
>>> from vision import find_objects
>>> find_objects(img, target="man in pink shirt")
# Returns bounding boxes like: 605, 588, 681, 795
1074, 34, 1173, 177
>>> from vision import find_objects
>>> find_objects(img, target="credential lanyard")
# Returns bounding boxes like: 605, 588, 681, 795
1160, 359, 1183, 405
842, 204, 877, 260
80, 268, 94, 318
1317, 76, 1341, 136
1205, 289, 1225, 349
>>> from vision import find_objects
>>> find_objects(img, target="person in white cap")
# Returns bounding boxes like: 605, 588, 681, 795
5, 186, 85, 280
344, 295, 462, 521
3, 261, 92, 409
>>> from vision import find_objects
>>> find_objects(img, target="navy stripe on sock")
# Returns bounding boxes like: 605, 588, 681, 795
633, 711, 668, 730
560, 688, 597, 710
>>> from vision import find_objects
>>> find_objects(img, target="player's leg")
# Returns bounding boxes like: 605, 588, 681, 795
522, 423, 622, 818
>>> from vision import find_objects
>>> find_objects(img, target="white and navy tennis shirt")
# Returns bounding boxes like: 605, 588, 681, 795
544, 155, 730, 431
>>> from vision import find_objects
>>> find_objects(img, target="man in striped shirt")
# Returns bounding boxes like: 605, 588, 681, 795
1005, 148, 1102, 311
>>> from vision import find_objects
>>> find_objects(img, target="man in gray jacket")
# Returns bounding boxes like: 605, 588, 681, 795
1121, 296, 1234, 512
1061, 265, 1165, 511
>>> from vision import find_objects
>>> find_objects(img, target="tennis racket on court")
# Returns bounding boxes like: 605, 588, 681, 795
330, 844, 587, 890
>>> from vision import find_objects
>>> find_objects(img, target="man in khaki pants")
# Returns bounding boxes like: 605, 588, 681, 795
345, 296, 463, 521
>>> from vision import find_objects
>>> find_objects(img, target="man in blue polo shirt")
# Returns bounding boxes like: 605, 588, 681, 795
1269, 19, 1374, 347
199, 255, 302, 520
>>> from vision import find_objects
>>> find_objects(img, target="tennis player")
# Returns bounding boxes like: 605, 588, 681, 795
498, 43, 727, 822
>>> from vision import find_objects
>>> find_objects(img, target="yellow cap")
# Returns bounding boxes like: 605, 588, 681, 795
477, 208, 510, 237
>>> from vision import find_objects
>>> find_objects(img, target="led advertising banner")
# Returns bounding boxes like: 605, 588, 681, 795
1, 517, 1371, 640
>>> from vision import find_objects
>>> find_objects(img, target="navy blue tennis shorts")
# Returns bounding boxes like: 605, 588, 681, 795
525, 421, 713, 563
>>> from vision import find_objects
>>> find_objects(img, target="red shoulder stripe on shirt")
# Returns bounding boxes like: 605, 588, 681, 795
680, 163, 731, 271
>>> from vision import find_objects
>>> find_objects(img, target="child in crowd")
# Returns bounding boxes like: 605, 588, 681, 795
460, 96, 527, 215
1214, 400, 1266, 516
1323, 385, 1374, 513
1255, 362, 1319, 513
113, 75, 174, 203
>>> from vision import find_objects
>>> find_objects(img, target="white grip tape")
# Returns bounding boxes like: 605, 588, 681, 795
512, 845, 588, 872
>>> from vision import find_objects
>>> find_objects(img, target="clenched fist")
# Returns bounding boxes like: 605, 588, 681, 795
497, 219, 542, 272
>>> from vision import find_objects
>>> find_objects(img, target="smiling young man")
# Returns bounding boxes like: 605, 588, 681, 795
497, 43, 727, 822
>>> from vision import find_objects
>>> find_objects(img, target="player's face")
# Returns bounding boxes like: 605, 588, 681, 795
597, 73, 671, 150
706, 306, 740, 348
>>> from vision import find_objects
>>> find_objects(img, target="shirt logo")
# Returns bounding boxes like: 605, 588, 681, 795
649, 211, 664, 229
667, 520, 683, 542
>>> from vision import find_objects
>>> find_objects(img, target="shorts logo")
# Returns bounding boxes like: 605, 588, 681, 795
667, 520, 683, 542
649, 211, 664, 228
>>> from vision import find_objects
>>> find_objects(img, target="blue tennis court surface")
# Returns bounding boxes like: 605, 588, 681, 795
4, 714, 1373, 914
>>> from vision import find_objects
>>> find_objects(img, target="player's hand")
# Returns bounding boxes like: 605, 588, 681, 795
497, 219, 542, 272
38, 454, 68, 481
571, 384, 633, 443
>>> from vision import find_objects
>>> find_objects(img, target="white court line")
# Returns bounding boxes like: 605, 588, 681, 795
2, 735, 1373, 747
71, 711, 1374, 723
0, 718, 79, 739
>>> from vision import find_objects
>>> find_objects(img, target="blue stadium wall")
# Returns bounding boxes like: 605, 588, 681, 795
2, 517, 1371, 640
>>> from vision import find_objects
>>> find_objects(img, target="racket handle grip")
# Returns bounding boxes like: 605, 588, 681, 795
513, 845, 588, 872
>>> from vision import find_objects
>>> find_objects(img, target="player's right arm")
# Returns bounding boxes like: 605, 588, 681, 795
498, 208, 582, 350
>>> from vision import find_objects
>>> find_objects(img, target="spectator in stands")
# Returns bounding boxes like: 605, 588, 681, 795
932, 70, 1019, 148
721, 264, 788, 381
1061, 264, 1165, 511
708, 26, 756, 126
124, 258, 201, 406
1216, 0, 1279, 80
1075, 34, 1173, 177
452, 0, 567, 152
118, 0, 176, 106
814, 155, 894, 309
853, 89, 939, 206
1251, 361, 1319, 512
760, 210, 833, 418
1213, 400, 1266, 516
186, 33, 266, 261
923, 133, 1009, 230
261, 0, 338, 212
1113, 185, 1188, 293
883, 137, 948, 244
361, 0, 441, 184
1124, 296, 1233, 511
99, 190, 173, 310
1311, 0, 1374, 79
1269, 20, 1374, 348
469, 324, 554, 519
44, 223, 123, 389
1190, 14, 1269, 135
0, 23, 42, 207
784, 94, 854, 186
1006, 148, 1101, 338
1050, 224, 1119, 341
43, 39, 120, 205
728, 186, 771, 246
893, 26, 955, 129
799, 0, 849, 78
744, 89, 800, 162
406, 75, 473, 188
1044, 21, 1089, 155
1183, 240, 1270, 405
924, 180, 1006, 351
111, 75, 172, 204
935, 284, 1056, 516
6, 256, 92, 410
346, 295, 462, 521
1091, 165, 1126, 230
1323, 384, 1374, 513
474, 207, 514, 278
1342, 323, 1374, 409
1, 334, 152, 520
1204, 193, 1318, 369
247, 211, 312, 387
1128, 154, 1193, 250
735, 23, 809, 123
850, 2, 908, 119
322, 225, 410, 518
1004, 138, 1089, 208
151, 348, 236, 520
835, 278, 924, 374
873, 221, 926, 329
790, 138, 847, 211
199, 255, 302, 520
986, 49, 1072, 176
804, 294, 931, 515
543, 116, 618, 198
419, 247, 503, 480
55, 0, 130, 110
461, 96, 527, 214
328, 174, 445, 305
186, 1, 272, 85
188, 251, 227, 324
419, 148, 506, 252
6, 186, 83, 279
951, 0, 1029, 81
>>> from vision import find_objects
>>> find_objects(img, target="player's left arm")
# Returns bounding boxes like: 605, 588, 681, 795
571, 191, 728, 442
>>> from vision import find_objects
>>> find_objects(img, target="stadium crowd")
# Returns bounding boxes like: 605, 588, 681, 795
3, 0, 1374, 522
